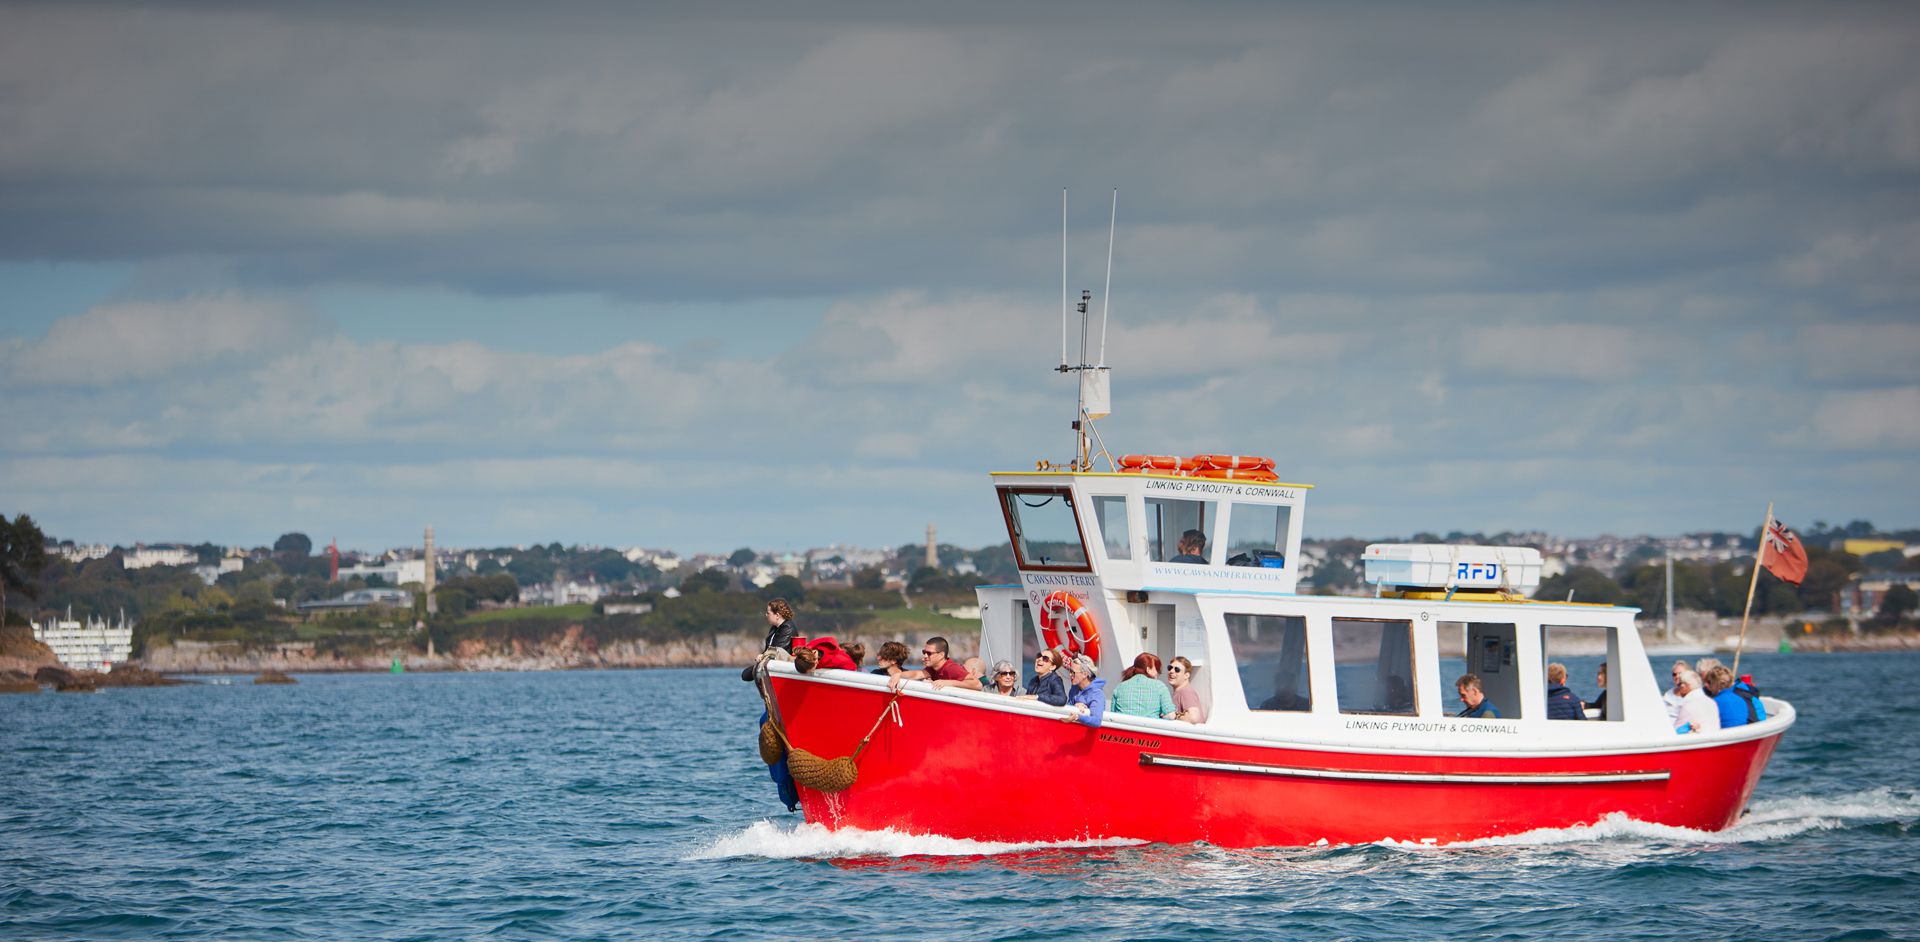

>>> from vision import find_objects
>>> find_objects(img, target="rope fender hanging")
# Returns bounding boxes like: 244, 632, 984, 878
754, 654, 903, 794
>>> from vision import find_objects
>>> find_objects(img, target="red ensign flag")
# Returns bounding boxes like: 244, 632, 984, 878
1763, 520, 1809, 586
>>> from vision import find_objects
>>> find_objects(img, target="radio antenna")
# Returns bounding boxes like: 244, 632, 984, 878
1060, 188, 1068, 370
1098, 187, 1116, 367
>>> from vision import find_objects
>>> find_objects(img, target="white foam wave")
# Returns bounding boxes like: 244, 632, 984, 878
1425, 787, 1920, 850
688, 820, 1144, 860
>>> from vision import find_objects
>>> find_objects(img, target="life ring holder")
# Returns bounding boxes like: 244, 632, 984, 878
1039, 590, 1103, 662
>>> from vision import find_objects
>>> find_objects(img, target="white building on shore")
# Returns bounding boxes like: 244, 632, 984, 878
33, 611, 135, 673
123, 544, 196, 570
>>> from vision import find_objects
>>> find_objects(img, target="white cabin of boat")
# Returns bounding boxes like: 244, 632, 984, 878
971, 467, 1727, 751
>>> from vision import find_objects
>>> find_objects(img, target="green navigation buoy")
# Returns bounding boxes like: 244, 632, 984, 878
1778, 639, 1792, 654
391, 656, 405, 674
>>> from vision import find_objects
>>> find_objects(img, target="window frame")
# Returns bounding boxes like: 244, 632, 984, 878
997, 486, 1094, 573
1331, 616, 1420, 717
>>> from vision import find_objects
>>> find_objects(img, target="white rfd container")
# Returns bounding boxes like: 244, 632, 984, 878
1362, 544, 1543, 592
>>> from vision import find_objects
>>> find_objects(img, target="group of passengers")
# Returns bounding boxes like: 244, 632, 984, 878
1453, 661, 1601, 721
1451, 656, 1765, 734
1665, 657, 1766, 734
865, 637, 1206, 729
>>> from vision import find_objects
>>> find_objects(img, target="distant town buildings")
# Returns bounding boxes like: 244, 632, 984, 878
337, 558, 428, 586
122, 544, 197, 570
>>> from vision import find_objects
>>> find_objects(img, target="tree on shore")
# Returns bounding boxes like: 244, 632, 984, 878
274, 532, 313, 557
2, 514, 51, 627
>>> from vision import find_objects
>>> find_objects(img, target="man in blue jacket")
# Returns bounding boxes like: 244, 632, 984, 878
1705, 665, 1752, 728
1545, 662, 1585, 720
1455, 674, 1500, 718
1060, 654, 1107, 728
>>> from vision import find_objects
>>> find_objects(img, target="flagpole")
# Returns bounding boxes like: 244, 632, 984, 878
1733, 502, 1774, 677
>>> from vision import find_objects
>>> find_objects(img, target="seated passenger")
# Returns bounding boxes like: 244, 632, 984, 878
1585, 664, 1608, 718
1167, 656, 1206, 723
987, 660, 1019, 696
1169, 529, 1208, 563
1730, 672, 1767, 723
791, 636, 857, 672
889, 636, 974, 691
871, 641, 909, 677
1662, 659, 1689, 722
1384, 674, 1414, 712
845, 642, 866, 671
1027, 649, 1069, 706
1705, 665, 1749, 729
1455, 673, 1500, 718
1545, 662, 1585, 720
1673, 669, 1720, 734
1110, 653, 1176, 718
962, 657, 986, 687
1060, 654, 1106, 727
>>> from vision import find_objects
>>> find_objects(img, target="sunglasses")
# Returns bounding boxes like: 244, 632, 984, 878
996, 671, 1016, 676
922, 650, 939, 656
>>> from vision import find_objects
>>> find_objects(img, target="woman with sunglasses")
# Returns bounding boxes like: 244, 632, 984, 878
1026, 649, 1069, 706
1167, 656, 1206, 723
987, 660, 1020, 696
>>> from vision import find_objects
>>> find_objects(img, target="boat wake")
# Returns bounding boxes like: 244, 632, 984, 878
699, 789, 1917, 860
689, 820, 1144, 860
1422, 787, 1920, 850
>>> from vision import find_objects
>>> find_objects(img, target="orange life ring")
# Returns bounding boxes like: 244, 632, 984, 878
1193, 454, 1275, 471
1118, 454, 1193, 471
1193, 467, 1279, 482
1038, 590, 1103, 662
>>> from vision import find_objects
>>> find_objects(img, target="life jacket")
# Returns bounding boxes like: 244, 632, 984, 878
1731, 679, 1765, 724
795, 636, 858, 672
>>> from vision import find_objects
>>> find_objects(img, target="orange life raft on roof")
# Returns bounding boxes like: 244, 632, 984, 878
1117, 453, 1278, 482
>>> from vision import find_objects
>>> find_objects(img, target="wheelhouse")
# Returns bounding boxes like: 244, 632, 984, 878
976, 469, 1668, 749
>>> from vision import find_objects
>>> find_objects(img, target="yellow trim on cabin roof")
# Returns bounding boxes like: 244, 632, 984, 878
989, 470, 1316, 489
1380, 589, 1618, 608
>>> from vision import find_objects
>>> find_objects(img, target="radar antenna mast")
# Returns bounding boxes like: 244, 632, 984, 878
1054, 188, 1117, 471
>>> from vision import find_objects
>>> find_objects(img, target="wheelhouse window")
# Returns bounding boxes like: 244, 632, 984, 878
1224, 502, 1292, 568
1227, 613, 1311, 712
1334, 618, 1417, 716
998, 487, 1090, 571
1146, 497, 1217, 564
1091, 495, 1131, 561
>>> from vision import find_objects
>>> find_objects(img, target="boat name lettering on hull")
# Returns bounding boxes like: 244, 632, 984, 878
1099, 733, 1162, 748
1344, 718, 1520, 735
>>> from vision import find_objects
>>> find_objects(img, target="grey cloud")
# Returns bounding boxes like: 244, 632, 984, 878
3, 3, 1917, 304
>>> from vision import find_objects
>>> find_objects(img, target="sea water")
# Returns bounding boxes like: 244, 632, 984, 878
3, 652, 1916, 940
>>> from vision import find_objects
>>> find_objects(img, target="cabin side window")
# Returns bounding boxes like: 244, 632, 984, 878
1438, 621, 1521, 719
1541, 624, 1619, 721
1091, 495, 1131, 561
1223, 502, 1291, 567
1333, 618, 1417, 716
1146, 497, 1217, 564
998, 487, 1091, 571
1226, 613, 1311, 712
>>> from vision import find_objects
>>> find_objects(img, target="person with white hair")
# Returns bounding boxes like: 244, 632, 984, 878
1673, 669, 1721, 735
1060, 654, 1106, 728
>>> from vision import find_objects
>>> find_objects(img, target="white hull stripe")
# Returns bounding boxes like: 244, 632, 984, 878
1139, 753, 1672, 785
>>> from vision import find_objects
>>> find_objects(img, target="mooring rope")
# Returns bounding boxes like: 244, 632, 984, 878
754, 654, 902, 794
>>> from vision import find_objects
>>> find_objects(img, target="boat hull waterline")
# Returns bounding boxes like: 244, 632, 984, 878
771, 673, 1789, 848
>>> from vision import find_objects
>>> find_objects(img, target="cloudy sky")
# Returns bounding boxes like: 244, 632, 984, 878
2, 1, 1916, 554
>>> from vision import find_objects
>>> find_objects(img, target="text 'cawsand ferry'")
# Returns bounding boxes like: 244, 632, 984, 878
753, 192, 1793, 846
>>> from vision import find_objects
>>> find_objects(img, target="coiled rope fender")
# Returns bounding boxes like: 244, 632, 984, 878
754, 655, 903, 794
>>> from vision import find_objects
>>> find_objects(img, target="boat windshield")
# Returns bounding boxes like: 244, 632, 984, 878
999, 487, 1091, 571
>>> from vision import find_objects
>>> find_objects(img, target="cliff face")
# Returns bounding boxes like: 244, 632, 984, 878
0, 624, 57, 675
136, 627, 957, 674
140, 631, 780, 673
